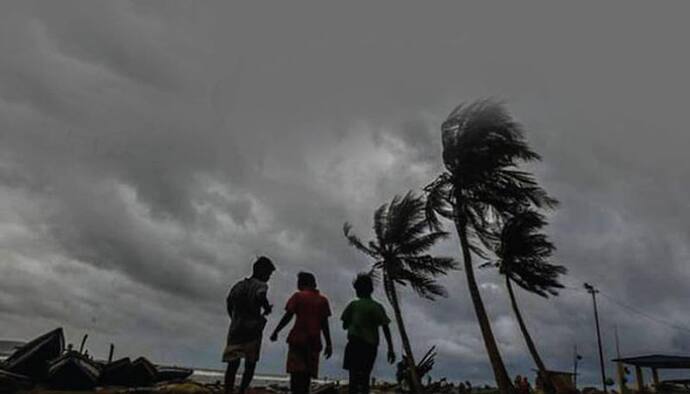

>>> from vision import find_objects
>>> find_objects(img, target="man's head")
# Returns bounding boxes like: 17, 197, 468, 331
353, 273, 374, 298
297, 271, 317, 290
252, 256, 275, 282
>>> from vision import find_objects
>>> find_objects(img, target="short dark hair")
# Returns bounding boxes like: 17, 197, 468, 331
353, 273, 374, 297
253, 256, 275, 276
297, 271, 317, 289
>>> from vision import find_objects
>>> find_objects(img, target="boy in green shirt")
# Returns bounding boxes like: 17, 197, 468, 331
341, 273, 396, 394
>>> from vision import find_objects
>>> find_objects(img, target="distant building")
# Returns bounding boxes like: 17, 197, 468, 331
613, 354, 690, 393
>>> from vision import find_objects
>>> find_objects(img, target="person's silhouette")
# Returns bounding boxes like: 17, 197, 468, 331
222, 257, 275, 394
271, 272, 332, 394
341, 273, 395, 394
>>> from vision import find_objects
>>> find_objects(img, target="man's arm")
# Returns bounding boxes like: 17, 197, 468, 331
269, 311, 294, 341
226, 293, 234, 317
340, 303, 351, 330
321, 316, 332, 359
257, 289, 272, 316
382, 324, 396, 364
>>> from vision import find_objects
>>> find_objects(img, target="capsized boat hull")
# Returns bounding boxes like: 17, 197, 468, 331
100, 357, 133, 386
0, 369, 33, 392
2, 328, 64, 380
47, 351, 100, 390
130, 357, 157, 387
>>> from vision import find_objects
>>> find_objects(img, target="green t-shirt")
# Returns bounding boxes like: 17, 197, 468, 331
341, 297, 391, 346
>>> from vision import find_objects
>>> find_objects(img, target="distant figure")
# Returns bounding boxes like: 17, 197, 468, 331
458, 381, 467, 394
341, 273, 395, 394
223, 256, 276, 394
519, 376, 531, 394
271, 272, 333, 394
535, 374, 543, 391
515, 375, 523, 394
465, 380, 473, 393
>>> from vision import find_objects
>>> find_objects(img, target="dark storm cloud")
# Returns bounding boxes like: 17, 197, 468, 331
2, 0, 690, 385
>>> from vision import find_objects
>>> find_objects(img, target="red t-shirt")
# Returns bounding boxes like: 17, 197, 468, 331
285, 289, 331, 350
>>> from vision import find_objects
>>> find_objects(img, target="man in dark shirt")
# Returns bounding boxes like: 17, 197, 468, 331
223, 256, 275, 394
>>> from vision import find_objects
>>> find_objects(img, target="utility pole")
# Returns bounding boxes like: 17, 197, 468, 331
573, 344, 582, 388
585, 282, 607, 394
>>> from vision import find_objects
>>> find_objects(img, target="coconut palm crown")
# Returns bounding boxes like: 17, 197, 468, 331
492, 209, 566, 297
426, 99, 558, 249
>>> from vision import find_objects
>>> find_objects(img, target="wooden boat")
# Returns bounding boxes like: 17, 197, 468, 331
2, 328, 64, 380
155, 365, 193, 382
47, 351, 100, 390
0, 369, 33, 392
99, 357, 133, 386
130, 356, 157, 387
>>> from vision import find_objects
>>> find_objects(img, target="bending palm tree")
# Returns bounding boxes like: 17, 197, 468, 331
425, 100, 556, 394
344, 192, 457, 394
490, 210, 566, 393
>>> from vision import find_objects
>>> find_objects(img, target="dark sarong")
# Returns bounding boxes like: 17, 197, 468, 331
343, 336, 377, 373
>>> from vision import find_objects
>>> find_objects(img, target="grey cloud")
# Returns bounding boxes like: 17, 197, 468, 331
2, 0, 690, 386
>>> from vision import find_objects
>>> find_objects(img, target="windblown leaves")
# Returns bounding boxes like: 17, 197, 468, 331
343, 192, 458, 301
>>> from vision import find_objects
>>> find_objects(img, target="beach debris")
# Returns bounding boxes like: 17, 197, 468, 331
396, 346, 438, 389
1, 327, 199, 390
100, 357, 133, 386
2, 327, 64, 380
0, 368, 33, 392
416, 346, 437, 379
311, 383, 339, 394
130, 356, 158, 387
79, 333, 89, 354
47, 350, 101, 390
156, 365, 194, 383
157, 381, 217, 394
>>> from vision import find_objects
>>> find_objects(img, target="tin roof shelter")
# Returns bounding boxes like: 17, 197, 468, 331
612, 355, 690, 392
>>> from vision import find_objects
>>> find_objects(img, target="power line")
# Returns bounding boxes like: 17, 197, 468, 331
596, 291, 690, 335
561, 279, 690, 334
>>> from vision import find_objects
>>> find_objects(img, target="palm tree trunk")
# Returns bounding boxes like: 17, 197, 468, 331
505, 277, 558, 394
455, 217, 515, 394
385, 273, 424, 393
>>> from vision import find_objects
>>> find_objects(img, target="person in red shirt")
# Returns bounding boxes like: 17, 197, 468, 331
270, 272, 333, 394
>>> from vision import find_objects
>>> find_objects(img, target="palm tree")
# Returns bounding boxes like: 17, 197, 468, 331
344, 192, 457, 394
487, 209, 566, 393
425, 100, 557, 394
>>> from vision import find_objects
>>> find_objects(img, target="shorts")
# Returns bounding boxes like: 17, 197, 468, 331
222, 339, 262, 363
286, 344, 320, 378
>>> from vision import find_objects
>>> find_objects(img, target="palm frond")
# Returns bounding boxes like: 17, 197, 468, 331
396, 268, 448, 300
373, 203, 388, 244
396, 231, 449, 255
402, 255, 458, 275
344, 191, 455, 307
424, 173, 454, 231
495, 210, 566, 298
343, 222, 378, 258
386, 192, 426, 246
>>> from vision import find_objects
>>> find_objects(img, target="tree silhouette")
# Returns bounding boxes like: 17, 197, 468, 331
425, 100, 556, 394
344, 192, 456, 393
486, 209, 566, 393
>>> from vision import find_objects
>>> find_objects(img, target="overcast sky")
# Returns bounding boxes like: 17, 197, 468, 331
2, 1, 690, 386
